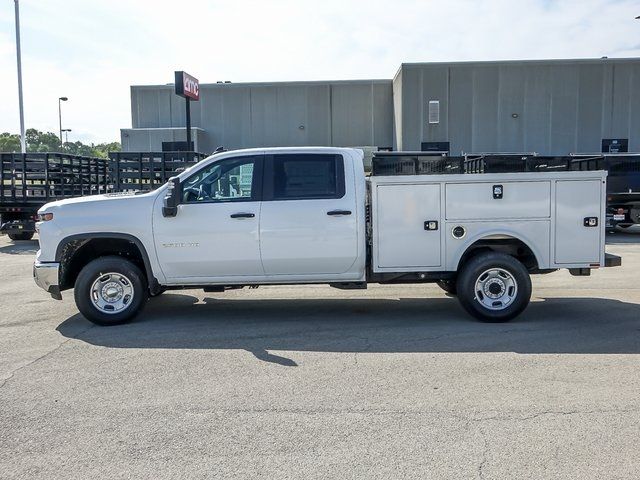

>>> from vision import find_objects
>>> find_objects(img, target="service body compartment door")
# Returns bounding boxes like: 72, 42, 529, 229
555, 180, 601, 264
446, 181, 551, 220
376, 184, 441, 269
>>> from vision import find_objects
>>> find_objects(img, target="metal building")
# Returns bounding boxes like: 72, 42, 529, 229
122, 58, 640, 154
122, 80, 394, 153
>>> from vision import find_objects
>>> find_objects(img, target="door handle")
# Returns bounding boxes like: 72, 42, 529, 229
230, 213, 255, 219
327, 210, 352, 216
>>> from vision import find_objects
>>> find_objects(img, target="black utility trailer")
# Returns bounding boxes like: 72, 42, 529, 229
0, 153, 109, 240
108, 151, 207, 192
0, 151, 209, 241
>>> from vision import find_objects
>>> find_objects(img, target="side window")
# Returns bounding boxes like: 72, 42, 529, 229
271, 154, 345, 200
182, 156, 257, 203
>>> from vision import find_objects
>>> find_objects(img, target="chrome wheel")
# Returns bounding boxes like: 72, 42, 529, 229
90, 272, 135, 314
474, 267, 518, 311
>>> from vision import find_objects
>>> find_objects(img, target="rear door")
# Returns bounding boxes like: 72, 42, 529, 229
555, 180, 602, 264
259, 152, 359, 276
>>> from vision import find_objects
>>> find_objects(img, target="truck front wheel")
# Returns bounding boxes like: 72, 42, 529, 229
456, 252, 531, 323
74, 256, 148, 326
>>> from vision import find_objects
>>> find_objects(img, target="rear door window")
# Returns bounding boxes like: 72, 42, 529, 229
268, 154, 345, 200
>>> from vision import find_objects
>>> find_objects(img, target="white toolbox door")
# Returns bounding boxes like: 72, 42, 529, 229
376, 184, 441, 268
555, 180, 601, 264
446, 181, 551, 220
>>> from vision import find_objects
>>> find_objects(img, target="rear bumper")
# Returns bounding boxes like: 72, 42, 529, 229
33, 261, 62, 300
605, 253, 622, 268
0, 220, 36, 235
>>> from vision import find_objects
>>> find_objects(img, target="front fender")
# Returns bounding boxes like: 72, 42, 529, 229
55, 232, 163, 291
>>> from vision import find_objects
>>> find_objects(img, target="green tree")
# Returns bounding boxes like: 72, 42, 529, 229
0, 129, 121, 157
25, 129, 61, 152
93, 142, 121, 158
0, 132, 21, 152
64, 141, 96, 156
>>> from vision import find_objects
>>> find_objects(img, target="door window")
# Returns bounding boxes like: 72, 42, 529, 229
182, 156, 258, 203
270, 154, 345, 200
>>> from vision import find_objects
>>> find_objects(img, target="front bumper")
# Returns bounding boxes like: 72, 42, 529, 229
33, 261, 62, 300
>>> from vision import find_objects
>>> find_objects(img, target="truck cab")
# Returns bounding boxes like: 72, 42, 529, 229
153, 147, 366, 284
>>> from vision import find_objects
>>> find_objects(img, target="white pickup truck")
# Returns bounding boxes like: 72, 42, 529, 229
33, 147, 620, 325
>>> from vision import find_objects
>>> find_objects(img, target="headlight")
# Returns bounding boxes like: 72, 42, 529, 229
38, 212, 54, 221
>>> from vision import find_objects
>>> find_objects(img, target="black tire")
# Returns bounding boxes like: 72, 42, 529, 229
74, 256, 148, 326
436, 279, 457, 295
456, 252, 531, 323
8, 232, 34, 241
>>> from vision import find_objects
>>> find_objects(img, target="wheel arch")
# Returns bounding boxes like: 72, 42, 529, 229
55, 232, 160, 293
453, 232, 544, 272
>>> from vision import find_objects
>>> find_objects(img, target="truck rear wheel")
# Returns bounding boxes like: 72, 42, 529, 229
8, 232, 34, 241
74, 256, 148, 326
456, 252, 531, 323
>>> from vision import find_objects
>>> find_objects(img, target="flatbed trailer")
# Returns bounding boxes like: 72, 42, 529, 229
0, 153, 109, 240
0, 151, 208, 240
108, 151, 208, 192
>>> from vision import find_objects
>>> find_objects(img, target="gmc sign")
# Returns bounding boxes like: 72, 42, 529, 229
175, 71, 199, 101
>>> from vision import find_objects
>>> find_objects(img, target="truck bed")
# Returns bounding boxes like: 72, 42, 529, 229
369, 170, 608, 274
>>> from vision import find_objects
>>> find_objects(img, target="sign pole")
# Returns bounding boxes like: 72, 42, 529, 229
174, 71, 199, 153
14, 0, 26, 153
185, 97, 191, 151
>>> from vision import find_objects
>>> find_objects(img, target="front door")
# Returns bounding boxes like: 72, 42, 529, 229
153, 154, 264, 281
259, 152, 360, 276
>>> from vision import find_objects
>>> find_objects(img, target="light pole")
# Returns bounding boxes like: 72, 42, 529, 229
58, 96, 68, 149
14, 0, 26, 153
62, 128, 71, 145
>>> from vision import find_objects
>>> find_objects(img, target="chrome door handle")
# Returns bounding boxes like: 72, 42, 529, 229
230, 213, 255, 219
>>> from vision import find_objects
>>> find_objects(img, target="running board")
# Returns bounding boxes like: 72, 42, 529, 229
329, 282, 367, 290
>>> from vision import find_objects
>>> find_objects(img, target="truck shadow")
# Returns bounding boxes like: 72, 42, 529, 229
56, 295, 640, 365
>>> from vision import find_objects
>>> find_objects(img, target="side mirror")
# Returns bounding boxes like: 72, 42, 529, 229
162, 176, 181, 217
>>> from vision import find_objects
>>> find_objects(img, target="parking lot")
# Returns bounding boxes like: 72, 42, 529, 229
1, 231, 639, 479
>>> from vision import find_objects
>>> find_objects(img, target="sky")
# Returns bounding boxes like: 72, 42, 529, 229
0, 0, 639, 144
